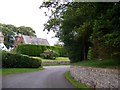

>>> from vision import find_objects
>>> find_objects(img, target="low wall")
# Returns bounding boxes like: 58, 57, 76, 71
42, 61, 70, 65
70, 66, 119, 88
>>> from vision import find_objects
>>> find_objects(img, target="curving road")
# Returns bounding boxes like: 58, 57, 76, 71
2, 66, 74, 88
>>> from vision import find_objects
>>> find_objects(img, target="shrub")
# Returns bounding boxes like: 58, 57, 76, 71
16, 44, 43, 56
2, 51, 41, 68
87, 47, 93, 60
40, 49, 59, 59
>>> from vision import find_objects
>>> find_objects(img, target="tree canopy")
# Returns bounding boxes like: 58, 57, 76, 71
40, 2, 120, 62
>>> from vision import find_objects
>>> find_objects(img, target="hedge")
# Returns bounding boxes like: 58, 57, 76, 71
16, 44, 67, 57
2, 51, 41, 68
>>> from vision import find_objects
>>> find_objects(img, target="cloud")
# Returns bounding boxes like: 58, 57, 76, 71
0, 0, 58, 46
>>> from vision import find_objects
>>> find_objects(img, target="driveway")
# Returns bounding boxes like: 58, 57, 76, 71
2, 66, 74, 88
0, 75, 2, 90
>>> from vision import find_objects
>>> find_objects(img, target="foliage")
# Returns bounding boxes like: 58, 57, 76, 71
16, 44, 67, 57
40, 2, 120, 62
40, 49, 59, 59
16, 26, 36, 36
9, 48, 17, 54
72, 59, 120, 69
40, 2, 94, 62
91, 2, 120, 59
87, 47, 93, 60
0, 24, 16, 48
0, 23, 36, 48
2, 51, 41, 68
16, 44, 43, 56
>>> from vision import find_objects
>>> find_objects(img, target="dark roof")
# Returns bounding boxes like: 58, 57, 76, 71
22, 35, 49, 46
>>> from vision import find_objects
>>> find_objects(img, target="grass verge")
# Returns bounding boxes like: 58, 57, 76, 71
32, 57, 70, 66
32, 57, 70, 62
2, 68, 44, 75
43, 64, 70, 66
72, 59, 120, 69
64, 71, 92, 89
0, 68, 1, 75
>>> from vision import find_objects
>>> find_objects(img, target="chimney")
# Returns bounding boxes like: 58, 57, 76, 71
0, 32, 4, 43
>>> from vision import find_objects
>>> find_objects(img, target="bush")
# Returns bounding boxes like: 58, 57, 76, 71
40, 49, 59, 59
16, 44, 43, 56
87, 47, 93, 60
2, 51, 41, 68
16, 44, 67, 57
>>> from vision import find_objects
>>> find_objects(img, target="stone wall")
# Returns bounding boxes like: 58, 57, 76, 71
42, 61, 70, 65
70, 66, 119, 89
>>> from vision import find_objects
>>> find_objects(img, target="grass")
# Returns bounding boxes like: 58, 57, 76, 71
0, 68, 2, 75
43, 64, 70, 66
56, 57, 70, 61
64, 71, 92, 89
2, 68, 44, 75
72, 59, 120, 69
32, 57, 70, 62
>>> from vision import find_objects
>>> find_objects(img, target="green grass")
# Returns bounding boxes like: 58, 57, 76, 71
2, 68, 44, 75
72, 59, 120, 69
0, 68, 2, 75
65, 71, 92, 89
43, 64, 70, 66
56, 57, 70, 61
32, 57, 70, 62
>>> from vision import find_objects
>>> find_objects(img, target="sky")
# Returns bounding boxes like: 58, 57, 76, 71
0, 0, 59, 46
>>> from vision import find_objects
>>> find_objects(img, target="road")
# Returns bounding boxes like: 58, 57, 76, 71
0, 75, 2, 90
2, 66, 74, 88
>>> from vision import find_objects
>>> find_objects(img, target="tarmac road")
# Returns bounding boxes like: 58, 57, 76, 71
2, 66, 74, 88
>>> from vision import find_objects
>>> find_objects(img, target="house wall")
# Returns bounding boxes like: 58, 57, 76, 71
0, 32, 4, 43
14, 36, 24, 48
70, 66, 119, 88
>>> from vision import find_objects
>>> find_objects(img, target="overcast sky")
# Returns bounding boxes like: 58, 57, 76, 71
0, 0, 59, 46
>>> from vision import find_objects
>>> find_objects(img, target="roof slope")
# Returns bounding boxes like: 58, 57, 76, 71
22, 35, 49, 46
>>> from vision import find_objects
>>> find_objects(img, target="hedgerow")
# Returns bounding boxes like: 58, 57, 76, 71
16, 44, 67, 57
2, 51, 41, 68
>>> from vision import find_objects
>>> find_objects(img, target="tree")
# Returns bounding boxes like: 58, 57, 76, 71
40, 2, 120, 62
16, 26, 36, 36
91, 2, 120, 59
40, 2, 95, 62
0, 23, 16, 48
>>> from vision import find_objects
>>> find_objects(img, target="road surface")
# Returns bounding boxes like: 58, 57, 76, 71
0, 75, 2, 90
2, 66, 74, 88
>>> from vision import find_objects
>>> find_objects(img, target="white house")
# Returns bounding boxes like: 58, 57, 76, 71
0, 32, 8, 51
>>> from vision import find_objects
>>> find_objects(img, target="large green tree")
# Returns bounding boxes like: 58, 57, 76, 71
0, 23, 16, 48
91, 2, 120, 59
40, 2, 95, 62
40, 2, 120, 62
16, 26, 36, 36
